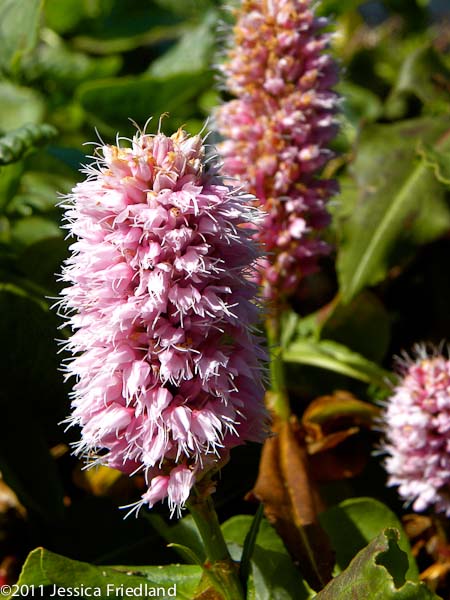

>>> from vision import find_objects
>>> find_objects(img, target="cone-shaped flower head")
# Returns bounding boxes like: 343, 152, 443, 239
59, 126, 268, 516
215, 0, 339, 302
383, 346, 450, 516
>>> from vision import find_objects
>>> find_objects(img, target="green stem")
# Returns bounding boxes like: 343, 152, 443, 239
187, 492, 245, 600
266, 314, 291, 421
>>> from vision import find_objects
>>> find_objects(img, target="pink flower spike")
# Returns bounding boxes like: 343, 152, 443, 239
215, 0, 339, 303
59, 125, 269, 517
382, 344, 450, 516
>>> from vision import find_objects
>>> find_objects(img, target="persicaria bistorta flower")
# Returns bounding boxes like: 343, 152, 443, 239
215, 0, 339, 302
58, 125, 268, 517
382, 345, 450, 516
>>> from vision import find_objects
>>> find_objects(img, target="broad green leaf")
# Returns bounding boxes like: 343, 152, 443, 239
44, 0, 84, 34
317, 0, 364, 15
77, 72, 211, 134
0, 124, 57, 166
72, 1, 184, 54
386, 46, 450, 115
0, 0, 42, 75
283, 339, 392, 387
0, 81, 44, 132
417, 141, 450, 186
337, 118, 450, 302
8, 170, 73, 216
319, 498, 419, 581
316, 529, 439, 599
73, 24, 186, 55
222, 516, 315, 600
10, 547, 202, 600
11, 215, 62, 249
24, 38, 122, 89
153, 0, 218, 17
148, 12, 216, 77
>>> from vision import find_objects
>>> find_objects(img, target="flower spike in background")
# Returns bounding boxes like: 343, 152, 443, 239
215, 0, 340, 303
58, 124, 268, 518
383, 344, 450, 517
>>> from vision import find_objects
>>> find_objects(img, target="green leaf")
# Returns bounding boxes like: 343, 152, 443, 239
11, 547, 202, 600
417, 141, 450, 186
222, 516, 315, 600
44, 0, 84, 34
0, 0, 42, 75
0, 81, 44, 132
148, 12, 216, 77
317, 0, 364, 15
146, 514, 206, 563
387, 46, 450, 115
24, 37, 122, 89
0, 161, 24, 212
319, 498, 419, 581
8, 170, 73, 216
77, 72, 211, 134
0, 124, 57, 166
337, 118, 450, 302
315, 529, 439, 599
283, 339, 392, 387
11, 215, 62, 249
72, 2, 184, 55
153, 0, 218, 17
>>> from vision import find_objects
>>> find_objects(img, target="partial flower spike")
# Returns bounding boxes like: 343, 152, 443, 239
215, 0, 339, 302
58, 125, 268, 517
383, 345, 450, 516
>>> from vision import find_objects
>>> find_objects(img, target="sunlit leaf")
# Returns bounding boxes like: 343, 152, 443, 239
417, 140, 450, 186
319, 498, 419, 580
0, 0, 42, 75
10, 548, 202, 600
316, 529, 438, 599
387, 46, 450, 115
283, 339, 392, 387
337, 118, 450, 302
148, 12, 216, 77
77, 72, 211, 134
0, 81, 44, 132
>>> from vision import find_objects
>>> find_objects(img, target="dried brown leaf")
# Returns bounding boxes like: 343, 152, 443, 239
249, 416, 334, 591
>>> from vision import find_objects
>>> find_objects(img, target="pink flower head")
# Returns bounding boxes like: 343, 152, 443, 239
215, 0, 339, 302
58, 125, 268, 517
382, 345, 450, 516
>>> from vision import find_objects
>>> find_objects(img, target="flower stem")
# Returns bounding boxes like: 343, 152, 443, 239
266, 314, 291, 421
188, 492, 245, 600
